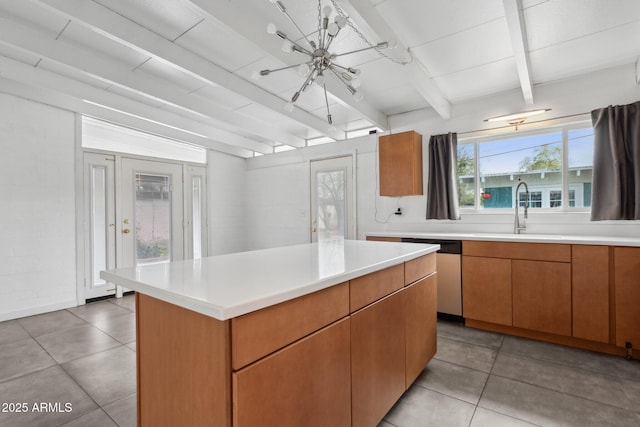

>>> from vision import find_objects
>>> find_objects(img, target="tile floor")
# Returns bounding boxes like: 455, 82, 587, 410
1, 295, 639, 427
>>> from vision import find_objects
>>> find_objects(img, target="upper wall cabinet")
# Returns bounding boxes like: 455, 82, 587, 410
379, 131, 423, 196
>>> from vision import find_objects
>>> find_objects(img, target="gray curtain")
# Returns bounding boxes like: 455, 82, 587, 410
426, 132, 460, 220
590, 100, 640, 220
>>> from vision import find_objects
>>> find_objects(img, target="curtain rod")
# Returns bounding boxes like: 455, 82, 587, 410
457, 112, 591, 138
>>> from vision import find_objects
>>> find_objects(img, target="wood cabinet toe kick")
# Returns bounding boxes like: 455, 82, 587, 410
135, 252, 438, 427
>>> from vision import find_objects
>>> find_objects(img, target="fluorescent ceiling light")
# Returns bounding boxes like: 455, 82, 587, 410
485, 109, 551, 123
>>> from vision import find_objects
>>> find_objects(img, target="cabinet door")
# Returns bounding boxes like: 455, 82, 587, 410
404, 273, 437, 388
614, 247, 640, 348
233, 318, 351, 427
462, 256, 512, 325
379, 131, 423, 196
512, 260, 571, 336
572, 245, 609, 343
351, 291, 405, 427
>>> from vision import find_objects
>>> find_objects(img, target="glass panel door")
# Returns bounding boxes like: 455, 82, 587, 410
134, 173, 172, 265
121, 158, 184, 269
310, 156, 355, 242
186, 165, 207, 260
83, 153, 116, 299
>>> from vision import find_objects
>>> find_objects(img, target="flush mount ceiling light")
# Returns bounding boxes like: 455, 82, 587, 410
485, 109, 552, 129
253, 0, 394, 130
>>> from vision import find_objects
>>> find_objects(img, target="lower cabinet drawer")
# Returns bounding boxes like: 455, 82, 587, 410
350, 264, 404, 312
405, 253, 436, 285
233, 318, 351, 427
231, 282, 349, 369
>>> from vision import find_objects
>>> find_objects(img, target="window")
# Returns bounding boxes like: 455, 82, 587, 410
82, 117, 207, 164
457, 144, 475, 208
458, 122, 593, 211
518, 190, 541, 208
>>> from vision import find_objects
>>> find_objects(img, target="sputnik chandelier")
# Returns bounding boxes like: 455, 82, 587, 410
254, 0, 391, 128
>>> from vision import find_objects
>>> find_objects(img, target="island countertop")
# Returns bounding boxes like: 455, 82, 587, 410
100, 239, 438, 320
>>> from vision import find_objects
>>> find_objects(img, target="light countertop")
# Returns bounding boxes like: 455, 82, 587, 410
365, 231, 640, 247
100, 240, 439, 320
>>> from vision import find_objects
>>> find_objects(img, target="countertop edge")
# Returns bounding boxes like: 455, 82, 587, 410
364, 231, 640, 247
100, 243, 439, 321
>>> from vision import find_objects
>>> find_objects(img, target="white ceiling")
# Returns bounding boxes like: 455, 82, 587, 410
0, 0, 639, 157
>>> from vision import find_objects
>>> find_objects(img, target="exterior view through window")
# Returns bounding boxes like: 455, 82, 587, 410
457, 124, 594, 210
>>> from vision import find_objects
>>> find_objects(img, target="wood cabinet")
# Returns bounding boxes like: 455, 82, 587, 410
614, 247, 640, 349
404, 274, 437, 387
461, 240, 640, 358
379, 131, 423, 196
463, 241, 572, 336
351, 291, 406, 427
136, 294, 232, 427
351, 253, 437, 427
233, 319, 351, 427
350, 264, 404, 312
572, 245, 610, 343
365, 236, 402, 242
512, 260, 571, 336
231, 282, 349, 369
462, 255, 512, 326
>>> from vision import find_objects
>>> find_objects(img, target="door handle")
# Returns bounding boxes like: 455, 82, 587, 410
312, 227, 317, 233
123, 228, 131, 234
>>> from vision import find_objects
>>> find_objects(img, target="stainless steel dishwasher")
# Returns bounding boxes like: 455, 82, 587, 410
403, 238, 463, 322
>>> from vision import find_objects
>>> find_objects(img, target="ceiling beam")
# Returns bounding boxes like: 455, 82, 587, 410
503, 0, 534, 105
30, 0, 344, 141
0, 54, 273, 155
0, 15, 304, 148
337, 0, 451, 120
0, 76, 255, 158
186, 0, 389, 131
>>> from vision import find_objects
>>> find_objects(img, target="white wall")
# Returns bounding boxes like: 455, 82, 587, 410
245, 155, 310, 250
207, 150, 248, 255
245, 64, 640, 248
0, 93, 77, 321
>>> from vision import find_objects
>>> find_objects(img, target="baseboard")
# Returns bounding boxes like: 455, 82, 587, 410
0, 299, 78, 322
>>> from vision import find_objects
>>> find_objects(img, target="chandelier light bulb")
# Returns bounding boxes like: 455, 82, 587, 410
266, 23, 277, 34
328, 124, 337, 132
251, 70, 261, 81
327, 22, 339, 37
351, 77, 361, 88
323, 5, 332, 17
335, 15, 347, 29
315, 72, 325, 86
352, 68, 361, 76
353, 92, 364, 102
297, 63, 310, 76
284, 101, 295, 112
281, 40, 293, 53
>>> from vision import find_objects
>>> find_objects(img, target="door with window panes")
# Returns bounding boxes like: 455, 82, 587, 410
84, 155, 207, 300
310, 156, 355, 242
120, 158, 184, 270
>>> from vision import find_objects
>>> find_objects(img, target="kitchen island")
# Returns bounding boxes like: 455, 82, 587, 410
101, 240, 439, 427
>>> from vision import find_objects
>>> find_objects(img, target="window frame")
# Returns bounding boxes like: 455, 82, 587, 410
458, 120, 592, 213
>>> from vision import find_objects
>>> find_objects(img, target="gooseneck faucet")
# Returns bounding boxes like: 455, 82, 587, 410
514, 181, 529, 234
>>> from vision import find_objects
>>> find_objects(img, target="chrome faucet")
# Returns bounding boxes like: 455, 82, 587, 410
514, 181, 529, 234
